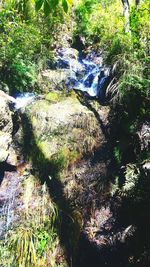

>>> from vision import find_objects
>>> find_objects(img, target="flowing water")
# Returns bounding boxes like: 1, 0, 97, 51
57, 48, 110, 97
14, 92, 36, 109
0, 171, 21, 237
12, 48, 110, 109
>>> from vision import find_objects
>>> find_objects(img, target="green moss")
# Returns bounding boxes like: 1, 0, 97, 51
45, 91, 63, 103
31, 115, 38, 127
54, 147, 81, 171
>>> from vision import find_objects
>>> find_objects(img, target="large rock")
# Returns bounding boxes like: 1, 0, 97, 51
0, 91, 15, 162
21, 92, 110, 263
0, 92, 14, 133
25, 93, 104, 168
0, 132, 12, 162
38, 69, 71, 93
0, 92, 110, 267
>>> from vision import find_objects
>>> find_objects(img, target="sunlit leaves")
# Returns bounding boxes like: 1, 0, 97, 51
62, 0, 68, 12
35, 0, 43, 11
35, 0, 72, 15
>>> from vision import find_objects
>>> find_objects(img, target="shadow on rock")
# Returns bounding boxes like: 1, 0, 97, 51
0, 162, 16, 185
20, 112, 80, 267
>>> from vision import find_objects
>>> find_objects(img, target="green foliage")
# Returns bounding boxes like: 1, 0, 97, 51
114, 145, 122, 164
130, 1, 150, 53
74, 0, 124, 47
35, 0, 72, 15
0, 179, 65, 267
0, 0, 70, 94
0, 8, 40, 93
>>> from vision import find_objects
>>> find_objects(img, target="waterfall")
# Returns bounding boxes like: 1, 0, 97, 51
57, 48, 110, 98
12, 48, 110, 107
14, 92, 36, 110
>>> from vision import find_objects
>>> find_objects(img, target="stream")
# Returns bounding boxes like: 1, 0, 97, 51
1, 48, 109, 235
0, 48, 135, 267
56, 48, 110, 98
13, 48, 110, 110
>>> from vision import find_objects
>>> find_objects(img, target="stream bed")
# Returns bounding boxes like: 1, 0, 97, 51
0, 48, 138, 267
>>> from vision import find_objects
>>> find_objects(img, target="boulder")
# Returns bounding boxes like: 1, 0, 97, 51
0, 93, 14, 134
25, 94, 103, 165
0, 91, 14, 163
38, 69, 70, 92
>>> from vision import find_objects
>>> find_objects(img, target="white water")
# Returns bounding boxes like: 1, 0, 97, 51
13, 48, 110, 107
14, 92, 36, 109
57, 48, 110, 97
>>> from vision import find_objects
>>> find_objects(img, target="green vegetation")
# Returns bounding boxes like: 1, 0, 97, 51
0, 0, 72, 94
0, 178, 67, 267
75, 0, 149, 164
0, 0, 150, 266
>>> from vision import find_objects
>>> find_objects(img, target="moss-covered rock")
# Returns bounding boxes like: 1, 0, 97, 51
0, 91, 110, 267
17, 93, 110, 266
25, 95, 104, 176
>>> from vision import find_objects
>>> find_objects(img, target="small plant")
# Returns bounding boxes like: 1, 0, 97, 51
114, 145, 122, 165
9, 227, 37, 267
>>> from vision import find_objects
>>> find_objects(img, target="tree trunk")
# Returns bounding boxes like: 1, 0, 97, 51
121, 0, 131, 33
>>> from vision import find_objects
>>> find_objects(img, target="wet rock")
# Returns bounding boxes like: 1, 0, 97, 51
138, 122, 150, 150
143, 161, 150, 170
57, 47, 79, 60
38, 69, 71, 92
72, 35, 86, 51
6, 146, 18, 166
0, 90, 16, 104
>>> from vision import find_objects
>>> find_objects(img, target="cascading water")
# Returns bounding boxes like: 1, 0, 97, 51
12, 48, 110, 108
56, 48, 110, 98
14, 92, 36, 110
0, 171, 21, 237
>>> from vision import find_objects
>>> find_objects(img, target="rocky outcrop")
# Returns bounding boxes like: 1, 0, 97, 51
0, 91, 14, 162
0, 90, 16, 105
38, 69, 71, 92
